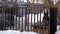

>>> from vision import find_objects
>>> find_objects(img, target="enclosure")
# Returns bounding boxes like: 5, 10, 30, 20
0, 0, 58, 34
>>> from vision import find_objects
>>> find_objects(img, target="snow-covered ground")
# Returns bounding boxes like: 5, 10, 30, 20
55, 25, 60, 34
0, 30, 38, 34
55, 30, 60, 34
14, 13, 44, 30
0, 25, 60, 34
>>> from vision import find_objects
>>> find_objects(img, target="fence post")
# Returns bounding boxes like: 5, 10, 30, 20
50, 8, 57, 34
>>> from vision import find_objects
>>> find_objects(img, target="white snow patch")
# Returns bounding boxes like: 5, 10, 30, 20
22, 31, 38, 34
55, 25, 60, 34
57, 25, 60, 31
0, 30, 38, 34
55, 30, 60, 34
0, 30, 21, 34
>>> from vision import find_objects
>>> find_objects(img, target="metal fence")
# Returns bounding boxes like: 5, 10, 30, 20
0, 6, 50, 34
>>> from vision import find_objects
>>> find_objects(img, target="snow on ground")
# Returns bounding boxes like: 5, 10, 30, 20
22, 31, 39, 34
14, 13, 44, 30
55, 25, 60, 34
0, 30, 20, 34
55, 30, 60, 34
0, 30, 38, 34
57, 25, 60, 31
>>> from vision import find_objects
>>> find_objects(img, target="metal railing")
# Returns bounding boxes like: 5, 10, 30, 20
0, 5, 50, 34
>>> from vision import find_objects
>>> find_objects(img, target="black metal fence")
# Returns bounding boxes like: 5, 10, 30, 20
0, 6, 50, 34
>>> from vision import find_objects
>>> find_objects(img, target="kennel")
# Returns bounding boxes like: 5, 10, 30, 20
0, 0, 57, 34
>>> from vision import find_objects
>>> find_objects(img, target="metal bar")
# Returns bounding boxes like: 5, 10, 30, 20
4, 7, 6, 30
25, 7, 27, 31
37, 7, 39, 33
15, 8, 17, 30
28, 9, 29, 31
50, 8, 57, 34
9, 9, 12, 29
4, 8, 6, 30
37, 7, 38, 32
12, 8, 14, 30
3, 7, 6, 30
11, 8, 13, 30
31, 9, 32, 31
48, 9, 50, 34
32, 3, 35, 31
18, 8, 20, 30
39, 6, 42, 34
1, 8, 3, 30
21, 8, 23, 31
